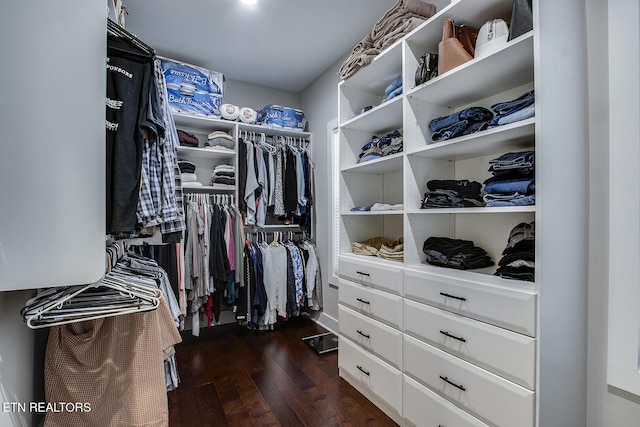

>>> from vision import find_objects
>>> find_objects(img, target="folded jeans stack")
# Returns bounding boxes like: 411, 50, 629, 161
494, 221, 535, 282
338, 0, 437, 79
428, 107, 493, 142
210, 164, 235, 186
420, 179, 483, 208
422, 236, 494, 270
358, 129, 403, 163
489, 89, 535, 127
385, 75, 403, 102
483, 150, 535, 207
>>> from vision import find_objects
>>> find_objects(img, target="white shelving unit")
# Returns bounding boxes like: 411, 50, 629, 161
333, 1, 577, 426
173, 112, 312, 228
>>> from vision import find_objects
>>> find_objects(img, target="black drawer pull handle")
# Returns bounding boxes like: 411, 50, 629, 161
440, 330, 466, 342
439, 292, 467, 302
356, 271, 370, 277
356, 330, 370, 339
440, 375, 466, 391
357, 365, 370, 376
356, 298, 370, 305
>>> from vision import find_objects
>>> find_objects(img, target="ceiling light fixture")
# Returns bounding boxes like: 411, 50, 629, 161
240, 0, 257, 5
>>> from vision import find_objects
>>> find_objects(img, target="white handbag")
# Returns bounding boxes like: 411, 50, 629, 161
475, 19, 509, 59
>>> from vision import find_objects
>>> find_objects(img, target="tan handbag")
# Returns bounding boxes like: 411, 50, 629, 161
438, 19, 478, 75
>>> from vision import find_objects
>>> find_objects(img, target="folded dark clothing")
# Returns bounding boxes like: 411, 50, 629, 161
177, 129, 199, 147
429, 107, 493, 132
431, 120, 489, 142
423, 236, 494, 270
421, 190, 483, 208
494, 265, 535, 282
212, 176, 236, 186
488, 151, 535, 171
498, 250, 535, 267
504, 221, 535, 250
503, 239, 535, 255
483, 168, 534, 184
178, 160, 196, 174
425, 249, 494, 270
427, 179, 482, 200
212, 170, 235, 178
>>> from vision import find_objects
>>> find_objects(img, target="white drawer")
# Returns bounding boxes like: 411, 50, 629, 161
339, 305, 403, 369
338, 336, 402, 414
339, 278, 403, 329
404, 375, 489, 427
404, 266, 536, 336
339, 254, 403, 295
404, 299, 536, 390
404, 335, 535, 427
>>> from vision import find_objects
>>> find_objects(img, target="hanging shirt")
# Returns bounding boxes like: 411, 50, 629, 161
244, 140, 259, 225
273, 146, 286, 217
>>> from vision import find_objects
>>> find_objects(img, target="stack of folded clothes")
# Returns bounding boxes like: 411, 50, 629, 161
420, 179, 483, 208
338, 0, 437, 79
177, 129, 199, 147
178, 160, 201, 187
385, 75, 403, 102
422, 236, 493, 270
488, 90, 535, 127
483, 150, 535, 207
358, 129, 403, 163
494, 221, 535, 282
210, 164, 235, 186
428, 107, 494, 142
352, 236, 404, 262
205, 130, 234, 151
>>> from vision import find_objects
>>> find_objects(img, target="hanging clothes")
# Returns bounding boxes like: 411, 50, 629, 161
238, 233, 321, 328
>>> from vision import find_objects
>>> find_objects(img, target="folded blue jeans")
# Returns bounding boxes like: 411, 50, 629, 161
484, 178, 535, 194
489, 151, 535, 171
485, 194, 536, 207
429, 107, 493, 132
431, 120, 489, 142
385, 75, 403, 97
387, 84, 403, 101
490, 90, 535, 115
493, 104, 535, 125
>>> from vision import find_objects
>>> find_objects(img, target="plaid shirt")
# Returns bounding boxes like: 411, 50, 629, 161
155, 59, 185, 235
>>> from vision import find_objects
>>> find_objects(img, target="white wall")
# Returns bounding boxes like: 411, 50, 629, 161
299, 53, 349, 332
223, 78, 301, 112
586, 0, 640, 425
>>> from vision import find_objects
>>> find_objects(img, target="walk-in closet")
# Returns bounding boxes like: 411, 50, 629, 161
1, 0, 639, 426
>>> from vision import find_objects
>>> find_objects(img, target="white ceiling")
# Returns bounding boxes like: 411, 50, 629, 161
122, 0, 398, 93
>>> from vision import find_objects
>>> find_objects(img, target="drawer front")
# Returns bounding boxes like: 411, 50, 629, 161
404, 335, 535, 427
339, 254, 403, 295
404, 375, 490, 427
339, 305, 403, 369
338, 336, 402, 413
339, 278, 403, 329
404, 299, 536, 390
404, 267, 536, 336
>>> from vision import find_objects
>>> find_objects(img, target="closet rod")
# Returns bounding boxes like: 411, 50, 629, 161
107, 18, 156, 58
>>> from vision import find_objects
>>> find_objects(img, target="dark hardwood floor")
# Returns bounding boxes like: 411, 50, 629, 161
168, 318, 399, 427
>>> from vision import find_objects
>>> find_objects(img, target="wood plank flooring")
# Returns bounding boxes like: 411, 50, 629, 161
168, 318, 399, 427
